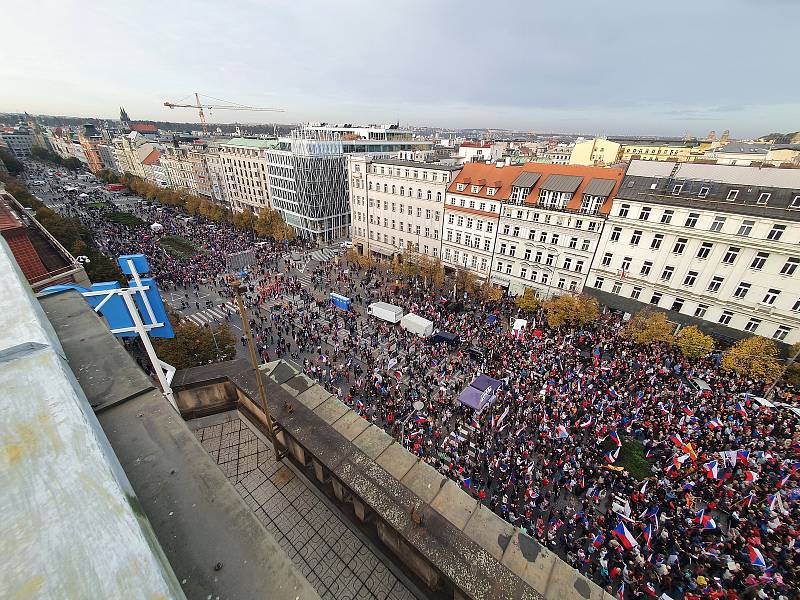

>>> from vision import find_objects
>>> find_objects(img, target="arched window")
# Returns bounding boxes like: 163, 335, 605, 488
392, 185, 396, 194
427, 190, 432, 200
400, 186, 404, 196
437, 192, 442, 202
368, 182, 373, 190
417, 189, 422, 199
408, 188, 412, 197
383, 184, 388, 193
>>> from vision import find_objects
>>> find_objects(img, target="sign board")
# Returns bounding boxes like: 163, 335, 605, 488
387, 357, 398, 370
225, 249, 256, 271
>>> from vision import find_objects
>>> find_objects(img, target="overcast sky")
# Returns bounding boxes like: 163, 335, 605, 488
2, 0, 797, 137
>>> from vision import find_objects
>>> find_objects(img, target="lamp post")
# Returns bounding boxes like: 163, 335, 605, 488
400, 400, 426, 446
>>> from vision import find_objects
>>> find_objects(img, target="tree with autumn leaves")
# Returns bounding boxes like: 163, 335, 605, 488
721, 336, 785, 382
153, 310, 236, 370
676, 325, 714, 359
621, 309, 675, 344
541, 294, 599, 329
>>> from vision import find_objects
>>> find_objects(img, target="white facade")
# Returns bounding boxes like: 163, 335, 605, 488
0, 128, 34, 158
219, 138, 275, 213
588, 160, 800, 345
457, 142, 501, 164
348, 157, 459, 259
161, 145, 195, 192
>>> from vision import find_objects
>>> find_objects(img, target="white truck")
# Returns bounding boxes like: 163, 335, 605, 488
400, 313, 434, 337
367, 302, 403, 324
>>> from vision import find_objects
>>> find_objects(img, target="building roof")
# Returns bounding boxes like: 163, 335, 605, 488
129, 123, 158, 134
459, 141, 492, 148
539, 174, 583, 194
583, 178, 618, 197
448, 162, 625, 214
625, 160, 677, 178
710, 142, 770, 155
220, 137, 279, 149
511, 172, 541, 188
368, 157, 462, 171
674, 162, 800, 187
141, 149, 161, 166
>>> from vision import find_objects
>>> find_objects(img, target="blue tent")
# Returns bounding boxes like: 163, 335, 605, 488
458, 374, 503, 411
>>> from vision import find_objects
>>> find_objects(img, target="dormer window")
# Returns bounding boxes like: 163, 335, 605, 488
727, 189, 739, 201
487, 188, 496, 196
757, 192, 771, 205
456, 183, 466, 192
672, 184, 683, 195
510, 186, 529, 203
471, 185, 480, 193
790, 195, 800, 208
698, 186, 710, 198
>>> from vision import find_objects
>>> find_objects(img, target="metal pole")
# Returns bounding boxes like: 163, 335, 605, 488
230, 278, 284, 459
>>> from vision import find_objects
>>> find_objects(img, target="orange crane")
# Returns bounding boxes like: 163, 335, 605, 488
163, 93, 284, 133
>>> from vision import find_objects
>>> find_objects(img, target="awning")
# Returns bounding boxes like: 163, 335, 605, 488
540, 174, 583, 193
371, 246, 394, 257
583, 178, 616, 197
459, 374, 503, 412
512, 172, 541, 188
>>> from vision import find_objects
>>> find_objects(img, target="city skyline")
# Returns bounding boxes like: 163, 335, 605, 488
2, 0, 798, 138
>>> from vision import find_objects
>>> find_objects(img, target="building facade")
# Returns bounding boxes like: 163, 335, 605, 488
348, 157, 460, 260
569, 138, 622, 166
0, 127, 34, 158
78, 124, 106, 174
218, 138, 276, 213
205, 141, 228, 205
161, 144, 196, 191
587, 160, 800, 345
490, 165, 625, 297
267, 126, 434, 241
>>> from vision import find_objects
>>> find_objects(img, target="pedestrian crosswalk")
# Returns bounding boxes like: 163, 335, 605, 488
308, 247, 339, 262
183, 302, 238, 326
297, 273, 314, 288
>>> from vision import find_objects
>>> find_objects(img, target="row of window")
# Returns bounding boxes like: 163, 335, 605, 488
362, 164, 450, 182
443, 248, 488, 272
365, 181, 443, 201
617, 204, 792, 240
592, 278, 794, 341
601, 249, 798, 278
359, 199, 441, 220
363, 217, 437, 239
365, 231, 437, 257
496, 263, 581, 292
667, 182, 800, 208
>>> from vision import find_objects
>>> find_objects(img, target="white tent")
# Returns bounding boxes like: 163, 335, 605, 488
78, 193, 89, 198
150, 223, 164, 233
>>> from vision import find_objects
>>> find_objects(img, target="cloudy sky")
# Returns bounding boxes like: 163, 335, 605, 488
2, 0, 797, 137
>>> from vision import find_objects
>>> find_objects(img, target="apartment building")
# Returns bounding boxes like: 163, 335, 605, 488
112, 132, 154, 179
491, 164, 625, 297
440, 163, 507, 277
0, 126, 34, 158
457, 141, 501, 164
189, 145, 212, 198
348, 157, 460, 260
161, 144, 195, 192
587, 160, 800, 345
78, 124, 106, 174
267, 126, 434, 241
205, 141, 228, 205
617, 139, 698, 162
219, 138, 276, 212
141, 149, 169, 187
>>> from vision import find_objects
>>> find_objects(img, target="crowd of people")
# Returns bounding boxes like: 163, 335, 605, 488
30, 165, 799, 600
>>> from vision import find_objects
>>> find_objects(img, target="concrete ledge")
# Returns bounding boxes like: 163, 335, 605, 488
296, 385, 332, 411
462, 504, 516, 562
401, 460, 447, 504
332, 410, 370, 441
430, 479, 477, 530
281, 373, 314, 397
353, 424, 394, 459
375, 442, 418, 481
313, 396, 349, 424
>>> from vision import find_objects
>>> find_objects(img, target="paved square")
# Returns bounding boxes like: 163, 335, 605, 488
191, 413, 420, 600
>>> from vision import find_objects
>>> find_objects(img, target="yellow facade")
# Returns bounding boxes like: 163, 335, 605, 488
568, 138, 621, 166
619, 143, 695, 162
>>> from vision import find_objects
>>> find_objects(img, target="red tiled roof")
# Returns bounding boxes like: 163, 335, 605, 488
447, 162, 625, 214
0, 199, 23, 231
130, 123, 157, 133
141, 149, 161, 166
4, 230, 48, 282
460, 141, 492, 148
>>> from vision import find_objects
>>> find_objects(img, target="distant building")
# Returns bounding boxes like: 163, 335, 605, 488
79, 124, 107, 173
141, 149, 169, 187
161, 143, 196, 192
218, 138, 277, 213
0, 126, 34, 158
569, 138, 622, 166
457, 141, 501, 164
702, 142, 771, 166
266, 125, 434, 241
348, 157, 461, 260
587, 160, 800, 345
615, 138, 698, 162
113, 132, 154, 178
96, 144, 119, 174
542, 143, 573, 165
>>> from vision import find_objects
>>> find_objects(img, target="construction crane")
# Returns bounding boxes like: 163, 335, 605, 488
163, 93, 284, 133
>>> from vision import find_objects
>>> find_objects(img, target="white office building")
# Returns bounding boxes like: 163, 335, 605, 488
587, 160, 800, 345
348, 157, 460, 260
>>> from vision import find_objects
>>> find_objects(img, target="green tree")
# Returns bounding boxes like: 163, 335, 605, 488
0, 149, 24, 175
95, 169, 119, 184
515, 288, 540, 313
676, 325, 714, 359
154, 311, 236, 369
541, 294, 599, 329
232, 208, 254, 230
721, 336, 785, 382
622, 310, 675, 344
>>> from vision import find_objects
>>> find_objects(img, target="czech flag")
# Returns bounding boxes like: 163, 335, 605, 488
556, 424, 569, 439
462, 477, 471, 489
739, 491, 755, 507
669, 434, 685, 448
703, 460, 719, 479
609, 431, 622, 447
707, 418, 723, 430
735, 402, 748, 417
694, 509, 716, 529
612, 522, 639, 550
642, 523, 653, 549
682, 406, 695, 417
592, 532, 605, 548
673, 454, 691, 469
737, 450, 750, 465
616, 582, 625, 600
748, 545, 766, 568
608, 387, 619, 399
414, 415, 429, 424
605, 446, 620, 464
579, 415, 593, 428
744, 470, 759, 482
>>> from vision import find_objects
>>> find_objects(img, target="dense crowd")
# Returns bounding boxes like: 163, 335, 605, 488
31, 164, 799, 600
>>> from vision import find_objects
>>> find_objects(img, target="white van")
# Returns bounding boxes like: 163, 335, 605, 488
368, 302, 403, 324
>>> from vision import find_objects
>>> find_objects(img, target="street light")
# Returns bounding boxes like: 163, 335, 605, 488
400, 400, 426, 446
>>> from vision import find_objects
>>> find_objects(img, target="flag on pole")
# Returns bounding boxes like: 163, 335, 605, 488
707, 418, 723, 430
604, 446, 621, 464
609, 431, 622, 447
592, 532, 605, 548
703, 460, 719, 479
748, 545, 766, 568
735, 402, 748, 417
611, 522, 639, 549
737, 450, 751, 465
744, 470, 759, 482
642, 522, 653, 549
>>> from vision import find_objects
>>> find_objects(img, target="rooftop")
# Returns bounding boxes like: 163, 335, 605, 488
219, 137, 280, 149
368, 157, 463, 171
